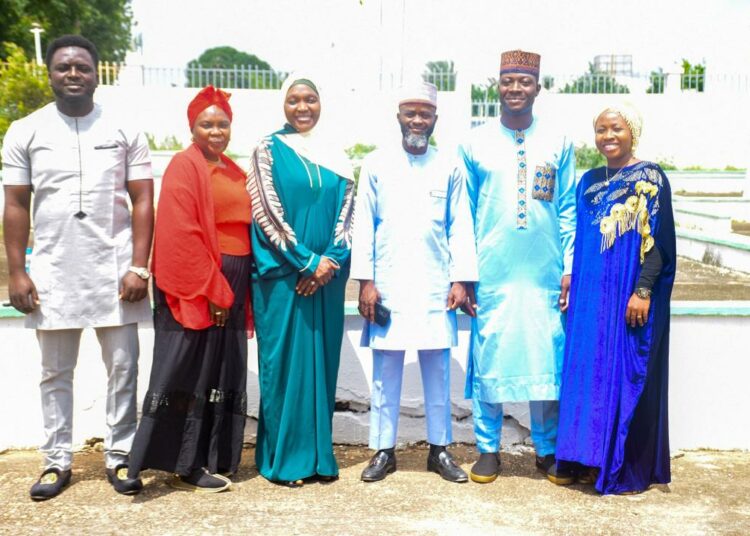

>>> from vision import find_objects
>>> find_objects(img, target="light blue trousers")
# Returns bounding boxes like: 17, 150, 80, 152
472, 399, 559, 456
37, 324, 139, 470
369, 349, 452, 450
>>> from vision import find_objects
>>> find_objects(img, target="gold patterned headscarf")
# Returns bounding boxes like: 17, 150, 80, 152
594, 103, 643, 154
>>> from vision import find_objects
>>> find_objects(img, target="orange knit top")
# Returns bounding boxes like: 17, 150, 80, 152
207, 161, 252, 255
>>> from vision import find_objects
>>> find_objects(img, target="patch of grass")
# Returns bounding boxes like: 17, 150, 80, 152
673, 190, 743, 197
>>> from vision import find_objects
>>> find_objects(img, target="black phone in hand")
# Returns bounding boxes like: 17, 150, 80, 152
373, 301, 391, 327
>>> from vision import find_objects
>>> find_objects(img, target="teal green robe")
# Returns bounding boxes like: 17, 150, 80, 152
248, 127, 354, 481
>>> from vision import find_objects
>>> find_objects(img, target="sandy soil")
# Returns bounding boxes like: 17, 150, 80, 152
1, 445, 748, 535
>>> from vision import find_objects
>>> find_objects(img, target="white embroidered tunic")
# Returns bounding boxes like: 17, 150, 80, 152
1, 102, 153, 329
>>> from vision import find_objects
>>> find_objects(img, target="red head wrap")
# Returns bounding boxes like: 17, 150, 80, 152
187, 85, 233, 129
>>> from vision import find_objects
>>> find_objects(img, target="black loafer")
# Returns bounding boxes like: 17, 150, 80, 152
427, 449, 468, 483
469, 452, 501, 484
535, 454, 556, 474
106, 463, 143, 495
361, 450, 396, 482
547, 462, 576, 486
30, 468, 72, 501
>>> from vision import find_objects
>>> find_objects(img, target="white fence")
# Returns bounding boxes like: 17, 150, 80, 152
1, 303, 749, 452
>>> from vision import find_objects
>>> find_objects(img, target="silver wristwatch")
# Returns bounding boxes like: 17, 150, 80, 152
635, 287, 652, 299
128, 266, 151, 280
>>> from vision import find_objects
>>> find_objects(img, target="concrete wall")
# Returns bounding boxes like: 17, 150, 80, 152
92, 85, 750, 170
2, 302, 749, 454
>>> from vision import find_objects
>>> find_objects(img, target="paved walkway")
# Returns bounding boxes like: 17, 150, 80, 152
1, 445, 748, 535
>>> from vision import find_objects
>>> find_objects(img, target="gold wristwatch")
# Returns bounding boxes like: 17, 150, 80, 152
128, 266, 151, 280
635, 287, 651, 299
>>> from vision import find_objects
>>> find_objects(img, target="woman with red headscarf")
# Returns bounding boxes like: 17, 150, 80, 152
127, 86, 252, 492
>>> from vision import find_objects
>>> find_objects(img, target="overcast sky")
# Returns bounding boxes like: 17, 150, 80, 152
130, 0, 749, 88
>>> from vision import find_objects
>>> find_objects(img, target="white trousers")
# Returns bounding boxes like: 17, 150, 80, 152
36, 324, 139, 470
369, 349, 452, 450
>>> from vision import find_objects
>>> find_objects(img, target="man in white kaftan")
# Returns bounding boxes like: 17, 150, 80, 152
351, 82, 478, 483
460, 51, 576, 483
2, 35, 153, 500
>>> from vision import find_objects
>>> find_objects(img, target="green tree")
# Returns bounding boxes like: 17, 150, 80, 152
186, 46, 282, 88
560, 62, 629, 94
424, 60, 456, 91
1, 0, 134, 62
574, 143, 606, 169
190, 46, 272, 70
681, 59, 705, 92
0, 42, 53, 146
345, 143, 376, 186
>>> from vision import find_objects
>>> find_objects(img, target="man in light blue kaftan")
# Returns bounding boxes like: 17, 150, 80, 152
351, 82, 478, 483
459, 50, 577, 483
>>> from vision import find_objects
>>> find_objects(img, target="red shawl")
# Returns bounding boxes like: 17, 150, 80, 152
152, 143, 252, 332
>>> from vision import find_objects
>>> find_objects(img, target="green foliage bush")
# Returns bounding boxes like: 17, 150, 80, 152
0, 43, 53, 150
560, 63, 629, 94
345, 143, 376, 186
145, 133, 183, 151
655, 158, 677, 171
574, 143, 606, 169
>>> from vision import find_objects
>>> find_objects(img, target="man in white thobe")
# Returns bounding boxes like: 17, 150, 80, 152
2, 35, 154, 500
350, 82, 478, 483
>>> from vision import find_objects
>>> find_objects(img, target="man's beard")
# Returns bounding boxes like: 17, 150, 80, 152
401, 124, 434, 151
52, 86, 96, 107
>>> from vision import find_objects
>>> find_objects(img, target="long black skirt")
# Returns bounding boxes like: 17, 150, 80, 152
129, 254, 250, 477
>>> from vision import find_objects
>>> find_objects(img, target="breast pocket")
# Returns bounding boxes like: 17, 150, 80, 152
89, 141, 125, 181
532, 164, 555, 202
429, 189, 447, 223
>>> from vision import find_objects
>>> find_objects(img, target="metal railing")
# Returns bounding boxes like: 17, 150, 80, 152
2, 61, 288, 90
134, 64, 289, 89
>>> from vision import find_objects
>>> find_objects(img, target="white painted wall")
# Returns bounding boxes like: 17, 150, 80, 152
2, 305, 748, 454
92, 85, 750, 170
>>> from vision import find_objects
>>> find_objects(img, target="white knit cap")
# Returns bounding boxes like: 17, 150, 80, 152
398, 81, 438, 107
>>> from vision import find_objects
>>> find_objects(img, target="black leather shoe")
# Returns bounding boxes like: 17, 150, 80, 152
469, 452, 501, 484
427, 449, 468, 483
535, 454, 556, 474
547, 462, 576, 486
361, 450, 396, 482
106, 463, 143, 495
30, 468, 72, 501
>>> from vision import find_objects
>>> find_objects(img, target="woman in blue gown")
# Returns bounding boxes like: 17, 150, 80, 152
549, 104, 676, 494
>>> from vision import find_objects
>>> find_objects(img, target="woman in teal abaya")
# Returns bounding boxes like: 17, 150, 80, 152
247, 75, 354, 487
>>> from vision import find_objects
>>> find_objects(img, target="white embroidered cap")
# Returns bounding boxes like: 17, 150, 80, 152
398, 81, 438, 108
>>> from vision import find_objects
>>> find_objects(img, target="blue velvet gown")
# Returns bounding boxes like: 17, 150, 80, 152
555, 161, 675, 494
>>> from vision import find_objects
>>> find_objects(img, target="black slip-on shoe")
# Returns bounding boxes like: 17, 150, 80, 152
106, 463, 143, 495
427, 449, 468, 483
361, 450, 397, 482
547, 462, 576, 486
30, 468, 72, 501
535, 454, 556, 474
469, 452, 501, 484
168, 468, 231, 493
